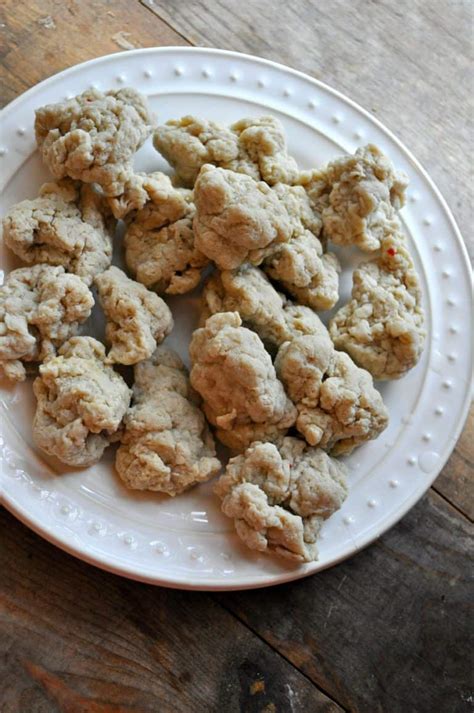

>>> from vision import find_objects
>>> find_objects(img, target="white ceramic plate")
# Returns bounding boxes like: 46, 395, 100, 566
0, 48, 472, 590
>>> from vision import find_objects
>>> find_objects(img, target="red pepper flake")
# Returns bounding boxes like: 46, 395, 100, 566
387, 247, 397, 256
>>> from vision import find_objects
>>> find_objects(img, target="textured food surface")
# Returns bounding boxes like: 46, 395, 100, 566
329, 230, 425, 379
263, 230, 340, 311
261, 182, 340, 310
215, 438, 348, 561
276, 329, 389, 455
201, 264, 333, 352
95, 266, 173, 365
0, 264, 94, 382
193, 165, 292, 269
2, 179, 113, 285
189, 312, 296, 450
200, 266, 290, 350
106, 171, 188, 220
32, 337, 131, 467
318, 144, 408, 251
153, 114, 298, 187
125, 189, 209, 295
34, 87, 154, 196
116, 347, 221, 495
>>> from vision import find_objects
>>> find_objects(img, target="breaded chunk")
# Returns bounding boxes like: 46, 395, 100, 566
263, 230, 340, 310
261, 182, 340, 310
0, 264, 94, 381
116, 347, 221, 495
95, 266, 173, 365
2, 179, 113, 285
329, 230, 425, 379
34, 87, 153, 196
275, 328, 388, 455
298, 144, 408, 251
200, 265, 328, 352
200, 265, 290, 349
215, 437, 348, 561
189, 312, 296, 450
193, 165, 292, 269
125, 187, 209, 294
33, 337, 131, 466
106, 171, 188, 220
153, 114, 297, 187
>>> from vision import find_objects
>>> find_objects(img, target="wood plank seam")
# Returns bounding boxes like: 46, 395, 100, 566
138, 0, 193, 45
432, 485, 473, 524
214, 595, 350, 712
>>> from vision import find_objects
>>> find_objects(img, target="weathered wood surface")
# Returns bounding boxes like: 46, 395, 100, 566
1, 491, 472, 713
218, 490, 474, 713
434, 409, 474, 521
0, 0, 186, 107
0, 1, 472, 711
0, 509, 340, 713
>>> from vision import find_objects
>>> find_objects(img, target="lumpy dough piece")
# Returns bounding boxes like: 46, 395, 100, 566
116, 347, 221, 495
230, 116, 299, 186
94, 266, 173, 365
2, 179, 113, 285
275, 331, 388, 455
153, 116, 241, 187
271, 182, 322, 238
0, 265, 94, 382
153, 114, 298, 187
263, 182, 341, 311
125, 191, 209, 294
282, 303, 330, 343
263, 230, 340, 311
34, 87, 153, 196
321, 144, 409, 251
200, 265, 328, 352
33, 337, 131, 466
214, 437, 348, 562
106, 171, 189, 220
189, 312, 296, 450
193, 165, 292, 269
200, 265, 290, 350
329, 231, 425, 380
296, 167, 331, 216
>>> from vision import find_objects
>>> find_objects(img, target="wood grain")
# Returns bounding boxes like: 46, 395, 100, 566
218, 490, 474, 713
433, 408, 474, 521
0, 509, 340, 713
2, 490, 472, 712
144, 0, 473, 257
0, 0, 188, 108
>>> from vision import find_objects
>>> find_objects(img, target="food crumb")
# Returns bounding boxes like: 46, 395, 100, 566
112, 31, 137, 51
250, 679, 265, 695
37, 16, 56, 30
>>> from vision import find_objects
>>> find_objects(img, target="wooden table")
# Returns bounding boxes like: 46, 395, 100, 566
1, 2, 472, 711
